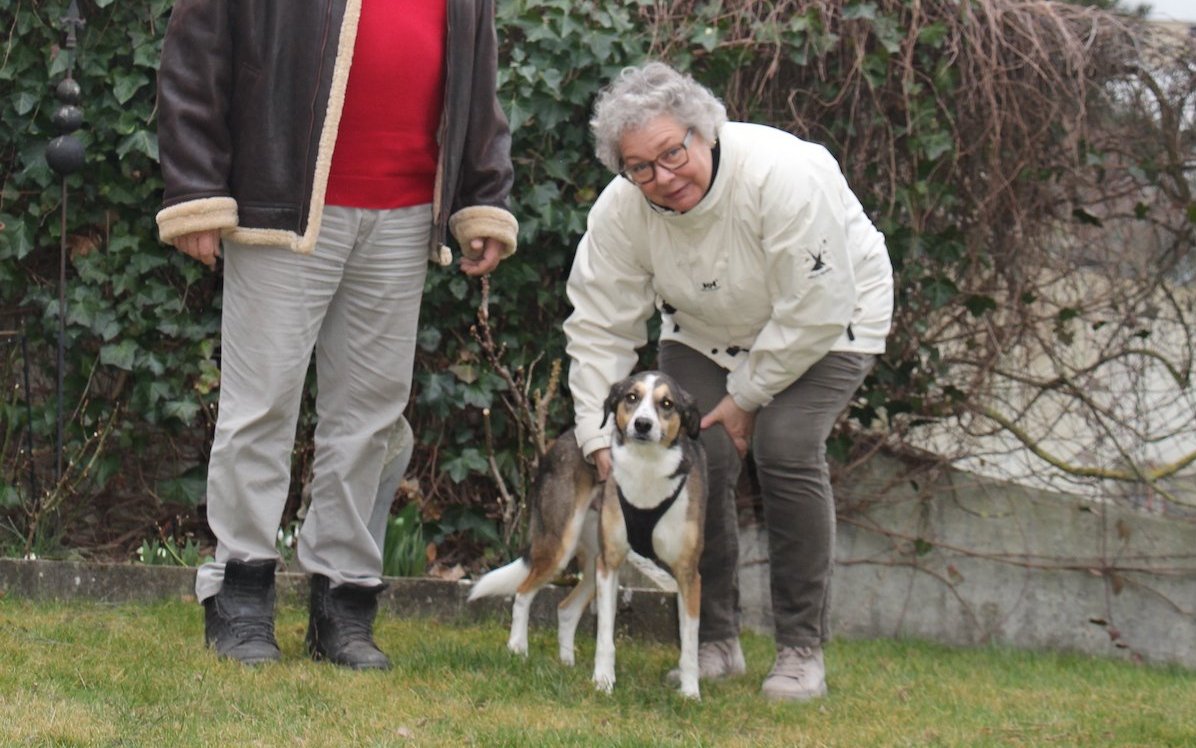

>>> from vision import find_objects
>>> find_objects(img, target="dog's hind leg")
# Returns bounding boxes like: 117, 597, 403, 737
507, 590, 536, 656
511, 533, 585, 656
557, 509, 599, 665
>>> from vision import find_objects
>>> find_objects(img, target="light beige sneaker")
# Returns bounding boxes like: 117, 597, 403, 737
665, 637, 747, 685
761, 645, 827, 701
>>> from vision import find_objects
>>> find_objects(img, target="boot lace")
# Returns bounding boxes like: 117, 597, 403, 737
772, 645, 817, 679
338, 613, 376, 643
229, 615, 277, 644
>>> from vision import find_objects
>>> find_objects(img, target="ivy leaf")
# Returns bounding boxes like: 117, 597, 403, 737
0, 483, 21, 510
843, 3, 878, 20
0, 217, 35, 260
964, 294, 997, 317
461, 383, 494, 409
156, 472, 207, 507
112, 72, 149, 105
922, 276, 958, 309
13, 92, 37, 116
449, 364, 478, 384
691, 25, 720, 52
100, 339, 139, 370
117, 130, 158, 160
163, 399, 201, 424
918, 21, 948, 47
417, 327, 442, 352
441, 448, 489, 483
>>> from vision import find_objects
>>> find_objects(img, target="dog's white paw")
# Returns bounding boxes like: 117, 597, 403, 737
506, 639, 529, 657
559, 648, 575, 667
679, 684, 701, 701
593, 672, 615, 694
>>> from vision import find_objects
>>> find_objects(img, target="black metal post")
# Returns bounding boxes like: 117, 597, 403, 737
44, 0, 85, 484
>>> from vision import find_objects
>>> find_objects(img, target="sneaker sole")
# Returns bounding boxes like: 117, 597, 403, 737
761, 683, 828, 701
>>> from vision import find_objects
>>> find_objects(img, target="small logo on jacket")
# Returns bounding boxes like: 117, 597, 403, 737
700, 279, 720, 291
807, 245, 832, 278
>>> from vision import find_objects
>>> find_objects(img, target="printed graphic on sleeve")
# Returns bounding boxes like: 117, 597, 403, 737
806, 240, 833, 279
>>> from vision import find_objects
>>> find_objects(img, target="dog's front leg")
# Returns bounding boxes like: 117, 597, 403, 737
594, 482, 627, 694
592, 558, 620, 693
675, 568, 702, 700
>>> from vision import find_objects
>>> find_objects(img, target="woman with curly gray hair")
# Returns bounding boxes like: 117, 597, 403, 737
564, 61, 893, 701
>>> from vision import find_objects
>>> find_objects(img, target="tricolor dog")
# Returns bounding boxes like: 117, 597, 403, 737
468, 371, 709, 699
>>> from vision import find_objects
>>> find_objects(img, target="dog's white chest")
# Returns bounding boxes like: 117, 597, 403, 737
611, 443, 684, 508
611, 444, 691, 566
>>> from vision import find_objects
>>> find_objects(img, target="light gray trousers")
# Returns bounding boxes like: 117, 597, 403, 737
658, 342, 876, 649
195, 205, 430, 602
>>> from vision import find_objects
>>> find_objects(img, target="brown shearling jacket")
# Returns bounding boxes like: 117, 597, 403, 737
155, 0, 517, 263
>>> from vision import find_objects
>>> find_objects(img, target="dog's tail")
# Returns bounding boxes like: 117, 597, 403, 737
466, 557, 530, 602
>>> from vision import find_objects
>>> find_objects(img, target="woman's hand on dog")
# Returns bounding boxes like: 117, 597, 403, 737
701, 395, 755, 458
592, 448, 612, 482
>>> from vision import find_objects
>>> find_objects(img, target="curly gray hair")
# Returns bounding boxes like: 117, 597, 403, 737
590, 61, 728, 174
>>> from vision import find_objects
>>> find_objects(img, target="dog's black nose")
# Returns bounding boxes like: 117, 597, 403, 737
634, 417, 653, 435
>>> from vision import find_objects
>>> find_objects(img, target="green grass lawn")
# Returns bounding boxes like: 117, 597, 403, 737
1, 597, 1192, 746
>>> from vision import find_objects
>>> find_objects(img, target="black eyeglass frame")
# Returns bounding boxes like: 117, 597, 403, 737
619, 129, 694, 185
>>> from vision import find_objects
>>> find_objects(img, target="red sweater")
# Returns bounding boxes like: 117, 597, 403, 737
326, 1, 446, 209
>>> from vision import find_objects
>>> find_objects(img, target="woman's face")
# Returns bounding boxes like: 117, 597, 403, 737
618, 115, 713, 213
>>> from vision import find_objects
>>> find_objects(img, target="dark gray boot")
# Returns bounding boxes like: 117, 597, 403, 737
305, 574, 391, 670
202, 559, 281, 665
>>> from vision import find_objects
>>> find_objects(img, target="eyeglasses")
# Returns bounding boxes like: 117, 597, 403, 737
620, 129, 693, 185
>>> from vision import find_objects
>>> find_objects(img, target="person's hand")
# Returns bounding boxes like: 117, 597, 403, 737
700, 395, 755, 458
174, 228, 221, 269
592, 447, 612, 482
459, 236, 505, 277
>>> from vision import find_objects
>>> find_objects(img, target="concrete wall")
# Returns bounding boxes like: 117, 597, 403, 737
2, 453, 1193, 668
738, 453, 1196, 668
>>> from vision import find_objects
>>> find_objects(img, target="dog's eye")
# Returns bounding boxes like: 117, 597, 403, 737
660, 398, 674, 410
625, 393, 639, 404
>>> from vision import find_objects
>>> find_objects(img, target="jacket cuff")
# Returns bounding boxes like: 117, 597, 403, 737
156, 197, 238, 245
448, 205, 518, 259
726, 369, 770, 412
577, 431, 612, 461
573, 416, 612, 460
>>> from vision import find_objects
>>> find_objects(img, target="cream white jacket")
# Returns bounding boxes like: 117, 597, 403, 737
565, 122, 893, 458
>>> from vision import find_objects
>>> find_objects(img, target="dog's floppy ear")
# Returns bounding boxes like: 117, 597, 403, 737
601, 377, 626, 429
675, 383, 702, 440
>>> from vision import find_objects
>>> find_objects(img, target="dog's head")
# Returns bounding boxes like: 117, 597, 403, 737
601, 371, 701, 446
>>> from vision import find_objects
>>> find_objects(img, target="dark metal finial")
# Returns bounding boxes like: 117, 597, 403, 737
62, 0, 85, 50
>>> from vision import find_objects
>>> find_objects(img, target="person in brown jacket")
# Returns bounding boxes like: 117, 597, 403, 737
155, 0, 518, 669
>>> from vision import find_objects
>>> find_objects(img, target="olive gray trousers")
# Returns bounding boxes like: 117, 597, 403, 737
659, 342, 876, 649
195, 205, 430, 602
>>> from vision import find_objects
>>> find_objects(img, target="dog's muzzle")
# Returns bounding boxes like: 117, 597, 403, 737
632, 417, 655, 440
